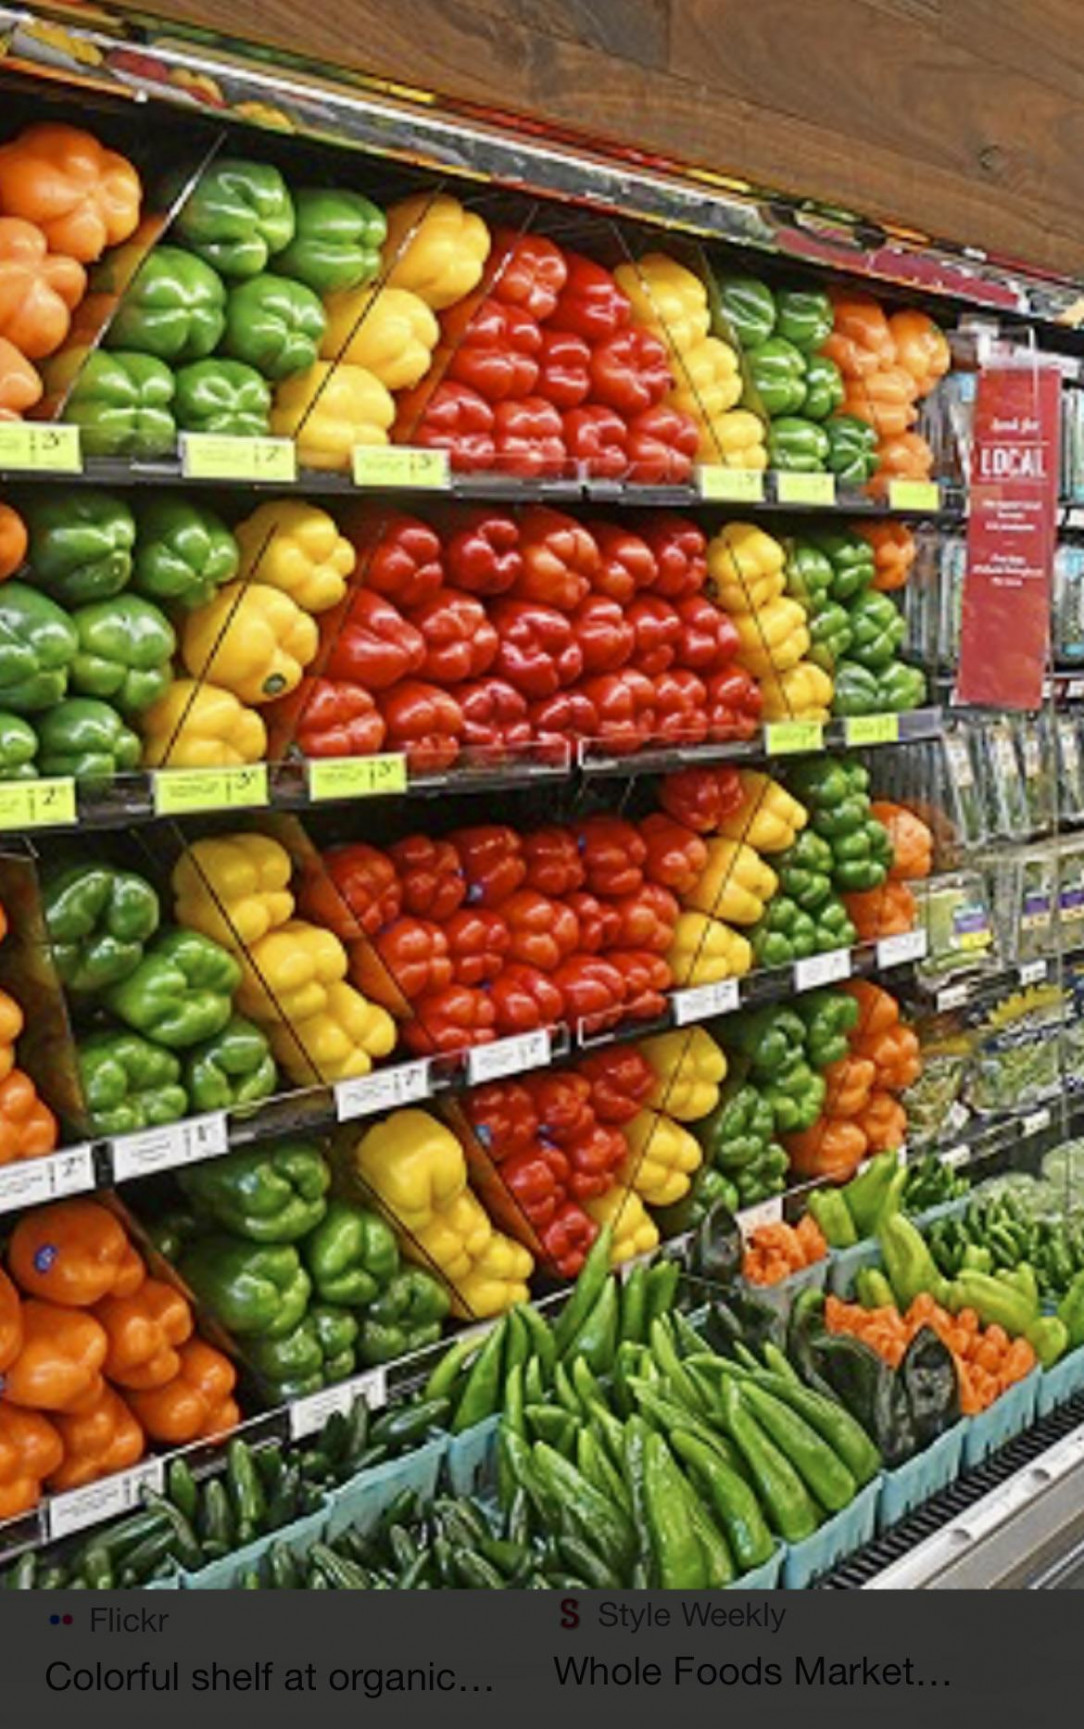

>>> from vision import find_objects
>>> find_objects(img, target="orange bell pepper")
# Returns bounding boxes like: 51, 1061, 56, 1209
0, 1404, 62, 1518
0, 216, 86, 359
8, 1199, 144, 1306
0, 1067, 58, 1162
870, 429, 934, 496
0, 899, 8, 943
0, 502, 26, 581
841, 365, 918, 438
821, 1054, 876, 1118
842, 978, 900, 1038
860, 521, 915, 593
124, 1338, 239, 1445
823, 295, 896, 379
844, 880, 917, 941
0, 336, 42, 420
853, 1022, 921, 1092
1, 1298, 107, 1410
871, 800, 933, 879
0, 1265, 22, 1372
786, 1115, 868, 1180
49, 1383, 144, 1491
94, 1277, 194, 1391
0, 123, 141, 263
888, 310, 951, 397
0, 987, 24, 1083
853, 1090, 907, 1152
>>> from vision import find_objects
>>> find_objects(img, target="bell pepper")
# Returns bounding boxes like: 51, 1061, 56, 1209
732, 595, 810, 678
521, 1071, 590, 1148
353, 1107, 465, 1232
830, 660, 881, 716
823, 295, 897, 380
35, 697, 140, 780
501, 1141, 567, 1227
489, 962, 564, 1034
180, 1140, 328, 1243
563, 1120, 626, 1199
806, 599, 852, 671
302, 1198, 398, 1308
220, 270, 326, 381
381, 192, 490, 309
173, 356, 271, 437
626, 405, 699, 483
840, 366, 919, 439
608, 881, 679, 954
70, 593, 175, 713
670, 332, 744, 420
108, 244, 226, 363
862, 521, 916, 593
715, 769, 808, 854
444, 295, 541, 400
235, 500, 354, 616
298, 842, 400, 941
562, 403, 628, 477
346, 509, 444, 608
615, 252, 712, 353
640, 1026, 727, 1122
566, 595, 632, 677
718, 276, 777, 350
703, 665, 762, 740
268, 979, 396, 1084
825, 413, 879, 484
672, 593, 738, 672
325, 587, 425, 690
847, 589, 907, 669
590, 521, 657, 603
659, 764, 743, 834
584, 1184, 658, 1266
0, 1405, 62, 1519
887, 309, 950, 396
105, 927, 242, 1049
491, 598, 583, 698
389, 834, 466, 919
588, 324, 671, 414
650, 669, 707, 744
684, 837, 778, 925
638, 515, 707, 602
549, 252, 631, 343
667, 910, 752, 984
639, 813, 708, 896
695, 1080, 774, 1166
271, 361, 394, 471
47, 1382, 144, 1490
43, 860, 159, 994
9, 1197, 143, 1307
0, 336, 40, 420
378, 679, 463, 771
277, 187, 386, 294
575, 669, 651, 753
767, 414, 829, 471
124, 1337, 238, 1445
0, 501, 23, 579
576, 1047, 654, 1126
236, 918, 346, 1023
358, 1267, 451, 1358
0, 580, 77, 711
774, 288, 833, 352
802, 353, 845, 421
1, 1298, 106, 1413
463, 1081, 539, 1163
350, 916, 452, 1012
814, 528, 877, 601
400, 981, 495, 1054
485, 227, 567, 320
576, 815, 647, 898
706, 521, 786, 617
786, 1115, 868, 1181
441, 510, 518, 596
746, 335, 807, 417
441, 906, 510, 986
527, 687, 596, 754
174, 157, 295, 278
270, 676, 385, 758
0, 212, 84, 362
178, 1236, 310, 1339
398, 378, 495, 470
621, 1108, 703, 1207
183, 1015, 277, 1110
627, 594, 681, 677
447, 823, 526, 907
494, 888, 577, 972
25, 489, 135, 607
323, 283, 439, 388
821, 1053, 876, 1119
133, 496, 239, 612
777, 829, 834, 911
812, 897, 857, 950
0, 712, 36, 780
407, 588, 498, 683
492, 396, 566, 478
244, 1311, 327, 1397
0, 122, 141, 263
173, 831, 294, 948
94, 1276, 192, 1391
533, 326, 590, 410
76, 1030, 187, 1136
458, 676, 531, 757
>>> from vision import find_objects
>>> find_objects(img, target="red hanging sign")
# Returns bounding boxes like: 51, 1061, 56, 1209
956, 363, 1061, 710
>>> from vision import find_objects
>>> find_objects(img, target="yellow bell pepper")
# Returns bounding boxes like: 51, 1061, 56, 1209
140, 681, 266, 769
584, 1186, 659, 1267
670, 335, 742, 420
620, 1107, 703, 1208
270, 361, 394, 471
613, 253, 711, 354
703, 407, 767, 470
321, 284, 439, 390
639, 1027, 727, 1122
236, 919, 347, 1022
414, 1192, 490, 1284
172, 833, 294, 948
269, 979, 395, 1085
760, 661, 834, 721
353, 1108, 466, 1234
667, 910, 752, 985
234, 501, 355, 615
683, 838, 778, 926
181, 581, 319, 706
715, 770, 809, 854
381, 193, 491, 311
733, 597, 810, 677
707, 523, 786, 614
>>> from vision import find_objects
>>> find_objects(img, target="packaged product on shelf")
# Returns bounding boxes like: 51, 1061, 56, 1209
938, 724, 988, 855
1054, 542, 1084, 665
1057, 714, 1084, 820
964, 981, 1068, 1117
981, 714, 1033, 840
1059, 838, 1084, 944
915, 869, 997, 984
1016, 713, 1055, 835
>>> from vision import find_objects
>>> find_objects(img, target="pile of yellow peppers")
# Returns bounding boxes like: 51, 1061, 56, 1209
613, 1026, 728, 1209
582, 1186, 659, 1267
707, 521, 833, 720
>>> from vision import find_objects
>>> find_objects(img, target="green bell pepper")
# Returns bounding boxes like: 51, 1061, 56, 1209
0, 712, 36, 780
733, 1142, 788, 1204
733, 1005, 808, 1077
751, 895, 817, 966
746, 336, 807, 418
357, 1269, 450, 1365
178, 1236, 311, 1338
802, 353, 844, 421
807, 599, 852, 671
811, 529, 876, 601
0, 581, 77, 711
303, 1199, 400, 1307
275, 188, 386, 295
173, 158, 296, 279
848, 590, 906, 670
826, 414, 878, 484
246, 1316, 324, 1394
106, 245, 227, 363
830, 659, 881, 715
775, 288, 833, 351
133, 497, 239, 611
789, 755, 857, 814
26, 490, 136, 606
827, 823, 889, 893
311, 1303, 357, 1383
77, 1029, 187, 1136
105, 926, 242, 1049
719, 276, 776, 349
785, 540, 834, 607
64, 350, 176, 458
179, 1139, 329, 1242
812, 896, 857, 950
69, 595, 175, 714
796, 989, 860, 1069
777, 829, 834, 911
880, 659, 927, 711
43, 861, 160, 994
767, 416, 829, 471
763, 1061, 826, 1134
694, 1082, 775, 1170
182, 1015, 277, 1111
173, 359, 271, 439
690, 1167, 740, 1223
222, 272, 327, 381
34, 698, 140, 780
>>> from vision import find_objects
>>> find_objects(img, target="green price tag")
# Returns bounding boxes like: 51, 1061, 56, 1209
308, 754, 408, 801
0, 423, 81, 473
888, 479, 940, 511
844, 713, 900, 746
696, 465, 765, 503
765, 719, 824, 756
352, 446, 450, 490
181, 434, 297, 483
775, 472, 836, 507
154, 764, 269, 816
0, 777, 76, 829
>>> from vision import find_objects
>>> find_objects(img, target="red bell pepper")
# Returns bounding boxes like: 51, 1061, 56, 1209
489, 963, 564, 1035
588, 521, 658, 604
343, 510, 444, 609
641, 515, 708, 600
563, 1121, 627, 1201
639, 811, 708, 895
488, 228, 567, 321
575, 815, 647, 898
653, 668, 709, 744
457, 678, 532, 758
500, 1143, 566, 1229
324, 588, 426, 690
565, 889, 620, 954
626, 595, 681, 677
402, 983, 496, 1054
388, 834, 466, 920
549, 253, 631, 344
520, 826, 584, 898
705, 665, 763, 740
626, 404, 699, 484
527, 687, 598, 754
579, 669, 656, 755
550, 954, 626, 1030
447, 825, 526, 908
660, 765, 745, 833
536, 329, 591, 410
571, 593, 635, 675
515, 507, 599, 612
539, 1202, 598, 1278
405, 589, 498, 684
444, 298, 542, 402
443, 511, 521, 596
442, 906, 510, 986
609, 882, 679, 954
673, 594, 740, 672
377, 680, 463, 772
492, 397, 566, 478
462, 1079, 540, 1162
522, 1070, 594, 1142
267, 678, 385, 759
298, 842, 402, 941
588, 326, 672, 415
350, 916, 452, 1012
562, 405, 628, 478
501, 888, 580, 972
395, 380, 495, 472
575, 1046, 655, 1124
490, 599, 583, 699
607, 948, 672, 1018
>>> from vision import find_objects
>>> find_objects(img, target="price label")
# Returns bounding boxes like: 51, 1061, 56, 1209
289, 1366, 388, 1439
111, 1113, 228, 1182
1018, 959, 1048, 986
940, 1144, 971, 1170
353, 446, 450, 490
0, 1158, 53, 1213
794, 948, 852, 992
335, 1060, 431, 1123
153, 764, 269, 816
1022, 1108, 1052, 1138
48, 1458, 167, 1541
0, 421, 81, 472
467, 1029, 551, 1086
696, 465, 765, 503
765, 719, 824, 757
672, 979, 740, 1026
877, 929, 928, 968
738, 1196, 784, 1236
775, 472, 836, 507
935, 982, 970, 1011
1068, 679, 1084, 701
888, 479, 940, 512
0, 776, 76, 830
307, 754, 407, 802
844, 713, 900, 747
181, 433, 297, 483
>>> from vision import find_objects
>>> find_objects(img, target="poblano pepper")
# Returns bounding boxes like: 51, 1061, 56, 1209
275, 188, 386, 295
357, 1269, 450, 1364
178, 1236, 311, 1338
43, 861, 160, 993
173, 358, 271, 438
77, 1029, 188, 1136
222, 273, 327, 381
179, 1139, 328, 1241
0, 581, 78, 711
105, 926, 242, 1049
26, 490, 136, 605
182, 1015, 277, 1111
172, 158, 296, 279
64, 350, 176, 458
34, 698, 140, 780
303, 1199, 400, 1307
69, 595, 176, 714
107, 246, 227, 363
133, 498, 239, 611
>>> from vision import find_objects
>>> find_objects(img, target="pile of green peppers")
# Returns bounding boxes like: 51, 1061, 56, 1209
926, 1190, 1084, 1302
787, 756, 893, 893
783, 527, 925, 713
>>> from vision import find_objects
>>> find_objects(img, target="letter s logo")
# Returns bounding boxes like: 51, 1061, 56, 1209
560, 1598, 580, 1630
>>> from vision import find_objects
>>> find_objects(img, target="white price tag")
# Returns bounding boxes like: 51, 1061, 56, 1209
111, 1114, 228, 1182
335, 1060, 431, 1124
940, 1144, 971, 1170
181, 1113, 229, 1163
0, 1145, 95, 1214
935, 982, 970, 1012
738, 1196, 785, 1236
124, 1457, 166, 1503
877, 929, 929, 969
467, 1029, 551, 1086
288, 1364, 389, 1439
1022, 1108, 1052, 1138
48, 1475, 130, 1540
1069, 679, 1084, 701
1018, 960, 1048, 987
794, 948, 852, 992
48, 1144, 96, 1198
672, 979, 740, 1026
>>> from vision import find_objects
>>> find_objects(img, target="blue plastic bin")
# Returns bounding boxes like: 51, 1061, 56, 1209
827, 1237, 883, 1297
781, 1477, 880, 1589
1037, 1344, 1084, 1418
181, 1499, 330, 1590
726, 1544, 784, 1590
445, 1417, 500, 1498
876, 1420, 967, 1533
326, 1432, 447, 1540
962, 1368, 1040, 1469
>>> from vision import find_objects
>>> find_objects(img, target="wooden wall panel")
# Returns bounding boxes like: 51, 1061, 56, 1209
145, 0, 1084, 278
